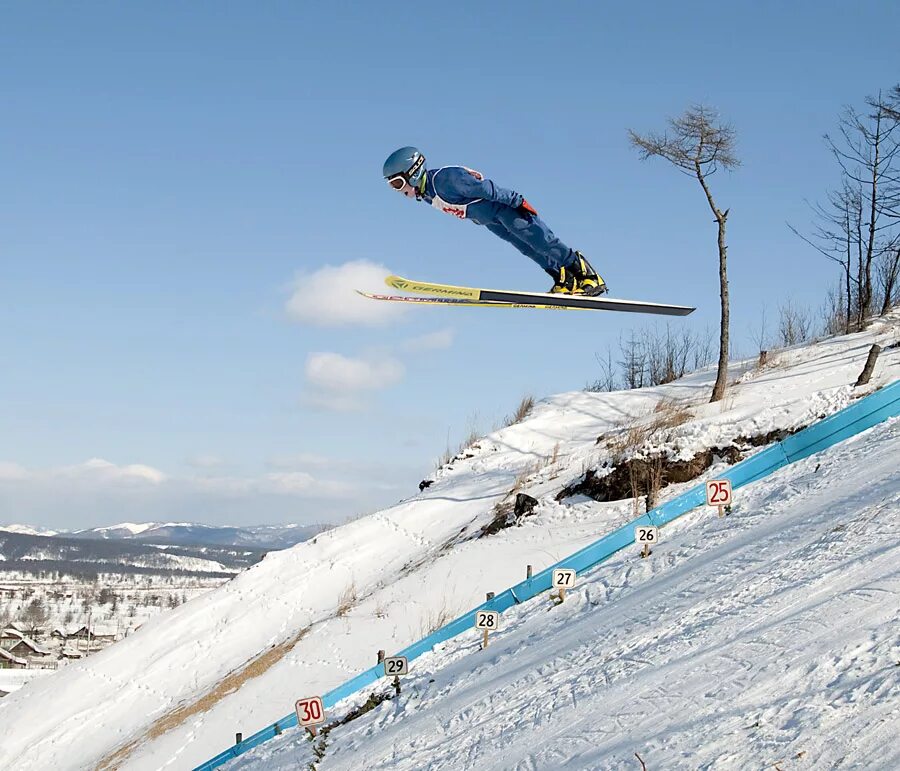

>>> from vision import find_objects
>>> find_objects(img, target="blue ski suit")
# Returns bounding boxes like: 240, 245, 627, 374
420, 166, 577, 273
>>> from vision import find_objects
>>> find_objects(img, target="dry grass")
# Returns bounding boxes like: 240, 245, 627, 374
418, 599, 459, 636
96, 626, 309, 770
652, 398, 693, 430
504, 394, 535, 426
336, 581, 357, 617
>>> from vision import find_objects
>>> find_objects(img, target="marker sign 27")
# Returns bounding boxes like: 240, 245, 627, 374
295, 696, 325, 728
383, 656, 408, 677
552, 568, 576, 589
706, 479, 732, 507
475, 610, 499, 630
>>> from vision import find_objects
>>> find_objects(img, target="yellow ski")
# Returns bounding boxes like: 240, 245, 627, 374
384, 274, 695, 316
356, 290, 577, 311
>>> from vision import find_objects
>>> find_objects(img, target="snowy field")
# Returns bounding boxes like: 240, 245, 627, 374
232, 416, 900, 770
0, 315, 897, 771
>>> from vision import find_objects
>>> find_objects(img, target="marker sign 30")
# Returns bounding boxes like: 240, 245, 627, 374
295, 696, 325, 728
706, 479, 732, 507
383, 656, 408, 677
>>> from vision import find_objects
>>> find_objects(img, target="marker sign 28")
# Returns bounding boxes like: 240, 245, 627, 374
635, 525, 659, 544
706, 479, 732, 507
475, 610, 499, 630
295, 696, 325, 728
383, 656, 408, 677
552, 568, 576, 589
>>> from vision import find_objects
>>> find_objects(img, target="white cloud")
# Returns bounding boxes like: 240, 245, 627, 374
285, 260, 407, 327
400, 328, 455, 352
0, 462, 29, 481
58, 458, 167, 484
0, 457, 363, 529
305, 352, 405, 393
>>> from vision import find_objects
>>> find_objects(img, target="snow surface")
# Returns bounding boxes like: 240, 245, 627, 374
0, 316, 898, 771
231, 416, 900, 770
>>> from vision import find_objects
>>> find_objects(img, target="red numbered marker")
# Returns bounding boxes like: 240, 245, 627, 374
706, 479, 732, 506
295, 696, 325, 728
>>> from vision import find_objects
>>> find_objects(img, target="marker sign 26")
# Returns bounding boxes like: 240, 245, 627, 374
635, 525, 659, 544
475, 610, 499, 630
383, 656, 408, 677
552, 568, 576, 589
706, 479, 732, 507
295, 696, 325, 728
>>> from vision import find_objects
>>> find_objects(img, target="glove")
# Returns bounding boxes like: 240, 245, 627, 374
517, 199, 538, 218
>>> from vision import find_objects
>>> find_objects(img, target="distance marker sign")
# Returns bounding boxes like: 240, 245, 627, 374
476, 609, 499, 648
475, 610, 499, 630
383, 656, 408, 677
552, 568, 576, 589
706, 479, 732, 506
295, 696, 325, 728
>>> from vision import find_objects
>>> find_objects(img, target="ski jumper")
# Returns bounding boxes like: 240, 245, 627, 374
421, 166, 577, 273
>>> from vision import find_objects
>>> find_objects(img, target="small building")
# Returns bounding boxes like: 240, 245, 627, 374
0, 629, 25, 650
0, 648, 27, 670
89, 625, 118, 644
5, 636, 51, 660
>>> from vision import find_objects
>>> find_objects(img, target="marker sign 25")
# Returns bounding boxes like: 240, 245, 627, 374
552, 568, 576, 589
475, 610, 499, 630
635, 526, 658, 544
383, 656, 408, 677
295, 696, 325, 727
706, 479, 732, 506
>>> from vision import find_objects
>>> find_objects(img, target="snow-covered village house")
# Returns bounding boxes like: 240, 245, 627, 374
0, 648, 27, 670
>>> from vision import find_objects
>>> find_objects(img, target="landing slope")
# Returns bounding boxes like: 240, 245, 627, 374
235, 416, 900, 770
0, 316, 897, 771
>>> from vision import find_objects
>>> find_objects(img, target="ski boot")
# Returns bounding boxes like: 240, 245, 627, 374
547, 252, 608, 296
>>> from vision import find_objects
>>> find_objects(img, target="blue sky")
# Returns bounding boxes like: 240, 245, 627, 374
1, 1, 897, 529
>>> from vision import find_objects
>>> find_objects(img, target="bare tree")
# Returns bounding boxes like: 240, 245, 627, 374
630, 105, 739, 402
777, 300, 812, 346
877, 239, 900, 314
619, 331, 646, 390
20, 597, 48, 634
824, 91, 900, 318
587, 348, 618, 392
790, 86, 900, 327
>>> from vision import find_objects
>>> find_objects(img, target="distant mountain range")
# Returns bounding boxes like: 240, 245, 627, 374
70, 521, 331, 550
0, 521, 330, 576
1, 521, 329, 550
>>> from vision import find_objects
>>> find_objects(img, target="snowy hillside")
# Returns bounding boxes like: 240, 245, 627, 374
231, 414, 900, 770
0, 316, 898, 771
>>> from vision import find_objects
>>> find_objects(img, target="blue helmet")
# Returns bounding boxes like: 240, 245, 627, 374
383, 146, 426, 188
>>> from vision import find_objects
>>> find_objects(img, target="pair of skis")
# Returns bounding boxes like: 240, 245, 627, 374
358, 275, 695, 317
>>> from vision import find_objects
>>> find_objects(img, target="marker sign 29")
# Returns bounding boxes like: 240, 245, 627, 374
295, 696, 325, 728
383, 656, 408, 677
706, 479, 732, 507
552, 568, 576, 589
475, 610, 499, 630
635, 525, 659, 545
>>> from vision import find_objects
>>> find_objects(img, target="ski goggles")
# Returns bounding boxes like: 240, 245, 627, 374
387, 174, 408, 191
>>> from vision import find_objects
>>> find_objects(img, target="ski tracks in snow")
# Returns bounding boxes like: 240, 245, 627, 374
233, 419, 900, 771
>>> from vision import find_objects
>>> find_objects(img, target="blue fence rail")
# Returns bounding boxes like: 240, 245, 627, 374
195, 380, 900, 770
